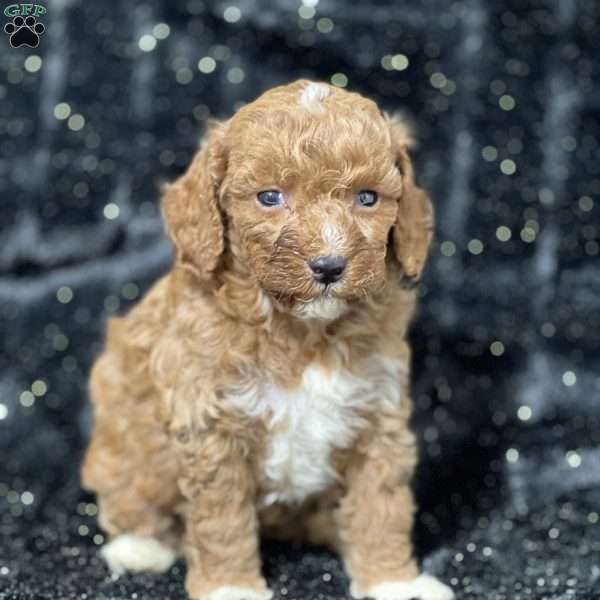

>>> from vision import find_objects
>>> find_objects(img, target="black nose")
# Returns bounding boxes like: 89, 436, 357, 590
308, 256, 347, 285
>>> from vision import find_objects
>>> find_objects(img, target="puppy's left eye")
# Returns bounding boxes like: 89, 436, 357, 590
257, 190, 284, 207
356, 190, 378, 207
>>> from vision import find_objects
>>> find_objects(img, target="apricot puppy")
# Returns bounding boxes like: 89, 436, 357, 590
82, 80, 453, 600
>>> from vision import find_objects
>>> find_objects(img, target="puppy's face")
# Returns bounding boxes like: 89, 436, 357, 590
163, 81, 433, 321
221, 84, 403, 319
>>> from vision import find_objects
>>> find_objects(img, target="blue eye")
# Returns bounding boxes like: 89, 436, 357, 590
257, 190, 284, 207
356, 190, 378, 207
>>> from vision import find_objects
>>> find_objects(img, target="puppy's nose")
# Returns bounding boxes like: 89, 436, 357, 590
308, 256, 347, 285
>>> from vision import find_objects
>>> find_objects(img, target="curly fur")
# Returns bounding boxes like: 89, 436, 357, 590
82, 80, 452, 600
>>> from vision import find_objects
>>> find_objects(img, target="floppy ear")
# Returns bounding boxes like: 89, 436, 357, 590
162, 121, 227, 280
387, 115, 434, 288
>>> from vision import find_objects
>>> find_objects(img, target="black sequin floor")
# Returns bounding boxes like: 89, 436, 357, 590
1, 1, 600, 598
2, 474, 600, 599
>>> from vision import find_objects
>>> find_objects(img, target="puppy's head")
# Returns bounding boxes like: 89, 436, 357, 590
163, 80, 433, 321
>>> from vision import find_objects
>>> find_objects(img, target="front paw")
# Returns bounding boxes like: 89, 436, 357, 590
351, 574, 454, 600
197, 586, 274, 600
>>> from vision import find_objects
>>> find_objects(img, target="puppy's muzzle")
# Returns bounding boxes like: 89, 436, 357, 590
308, 255, 347, 285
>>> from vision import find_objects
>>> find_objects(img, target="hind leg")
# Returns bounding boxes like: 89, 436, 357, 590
94, 488, 182, 575
259, 490, 342, 551
82, 351, 182, 574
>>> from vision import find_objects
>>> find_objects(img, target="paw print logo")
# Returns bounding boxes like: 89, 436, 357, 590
4, 16, 45, 48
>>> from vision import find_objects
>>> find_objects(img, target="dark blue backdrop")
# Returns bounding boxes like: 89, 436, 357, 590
1, 1, 599, 598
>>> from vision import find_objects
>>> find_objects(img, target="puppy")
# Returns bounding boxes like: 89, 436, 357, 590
82, 80, 453, 600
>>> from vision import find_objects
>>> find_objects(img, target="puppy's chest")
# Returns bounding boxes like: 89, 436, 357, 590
226, 355, 405, 506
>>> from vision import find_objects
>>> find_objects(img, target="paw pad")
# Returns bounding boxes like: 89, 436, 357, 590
4, 16, 45, 48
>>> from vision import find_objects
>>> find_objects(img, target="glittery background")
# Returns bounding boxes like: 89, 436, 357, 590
1, 1, 600, 599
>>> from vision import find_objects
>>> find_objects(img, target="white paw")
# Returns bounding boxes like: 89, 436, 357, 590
351, 574, 454, 600
100, 534, 177, 575
199, 586, 274, 600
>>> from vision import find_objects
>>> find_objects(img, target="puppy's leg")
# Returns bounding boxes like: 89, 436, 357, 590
303, 494, 343, 551
337, 412, 453, 600
93, 491, 180, 575
176, 428, 271, 600
82, 354, 181, 575
84, 440, 181, 575
259, 493, 341, 551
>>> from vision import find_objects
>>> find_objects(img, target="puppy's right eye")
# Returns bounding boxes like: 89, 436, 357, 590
257, 190, 284, 207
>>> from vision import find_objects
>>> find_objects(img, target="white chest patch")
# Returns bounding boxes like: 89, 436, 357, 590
225, 355, 406, 506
